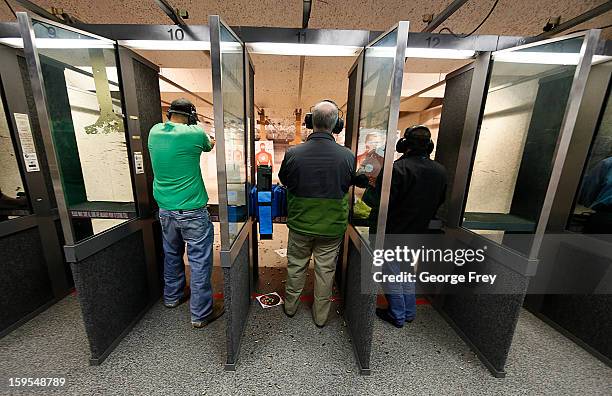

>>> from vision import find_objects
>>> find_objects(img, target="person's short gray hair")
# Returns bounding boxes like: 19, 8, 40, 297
312, 101, 338, 132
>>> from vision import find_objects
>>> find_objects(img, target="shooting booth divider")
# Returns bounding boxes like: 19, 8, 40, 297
17, 12, 162, 365
433, 30, 602, 376
209, 15, 256, 370
523, 58, 612, 367
342, 21, 410, 375
0, 42, 72, 338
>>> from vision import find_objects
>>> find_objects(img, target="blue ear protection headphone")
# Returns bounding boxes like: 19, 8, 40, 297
304, 99, 345, 134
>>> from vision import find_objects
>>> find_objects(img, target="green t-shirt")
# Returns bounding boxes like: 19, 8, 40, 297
148, 121, 213, 210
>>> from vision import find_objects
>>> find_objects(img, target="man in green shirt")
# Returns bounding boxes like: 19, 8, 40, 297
148, 98, 222, 328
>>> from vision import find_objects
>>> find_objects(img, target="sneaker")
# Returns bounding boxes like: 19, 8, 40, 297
164, 292, 190, 309
376, 308, 403, 329
192, 305, 225, 329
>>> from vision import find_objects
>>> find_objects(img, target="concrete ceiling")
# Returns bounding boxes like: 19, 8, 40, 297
3, 0, 609, 35
2, 1, 610, 127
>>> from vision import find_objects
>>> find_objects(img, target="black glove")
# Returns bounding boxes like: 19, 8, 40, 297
351, 173, 370, 188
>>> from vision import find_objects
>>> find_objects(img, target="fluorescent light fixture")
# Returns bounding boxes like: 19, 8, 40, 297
0, 38, 23, 48
366, 47, 475, 59
220, 41, 243, 52
246, 42, 361, 57
405, 48, 475, 59
119, 40, 211, 51
0, 38, 113, 49
366, 46, 396, 58
35, 38, 114, 49
492, 52, 581, 65
592, 55, 612, 65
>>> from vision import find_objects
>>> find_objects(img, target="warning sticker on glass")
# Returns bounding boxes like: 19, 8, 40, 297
133, 151, 144, 174
14, 113, 40, 172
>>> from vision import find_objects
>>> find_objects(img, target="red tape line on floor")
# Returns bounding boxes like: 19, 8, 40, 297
376, 294, 430, 306
70, 290, 429, 306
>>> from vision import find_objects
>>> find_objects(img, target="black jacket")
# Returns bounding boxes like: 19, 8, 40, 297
279, 131, 357, 236
370, 151, 447, 234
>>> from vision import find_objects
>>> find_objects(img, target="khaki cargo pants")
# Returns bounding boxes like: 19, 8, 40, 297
284, 229, 343, 326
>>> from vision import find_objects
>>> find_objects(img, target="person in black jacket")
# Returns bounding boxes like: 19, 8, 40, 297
374, 125, 447, 328
279, 100, 367, 327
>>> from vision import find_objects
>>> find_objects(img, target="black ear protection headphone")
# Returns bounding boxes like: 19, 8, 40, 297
167, 103, 199, 125
396, 125, 434, 154
304, 99, 345, 134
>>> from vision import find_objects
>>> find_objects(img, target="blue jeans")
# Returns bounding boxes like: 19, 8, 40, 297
383, 260, 416, 326
159, 207, 214, 322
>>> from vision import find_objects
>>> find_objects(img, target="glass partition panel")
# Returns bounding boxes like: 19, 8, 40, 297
350, 29, 398, 248
220, 24, 247, 245
0, 89, 30, 220
462, 36, 585, 254
567, 84, 612, 234
32, 20, 135, 241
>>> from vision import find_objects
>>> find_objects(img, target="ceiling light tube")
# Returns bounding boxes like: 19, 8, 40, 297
0, 38, 114, 50
592, 55, 612, 65
118, 40, 211, 51
0, 38, 23, 48
246, 42, 361, 56
405, 48, 476, 59
492, 52, 581, 65
34, 38, 114, 49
